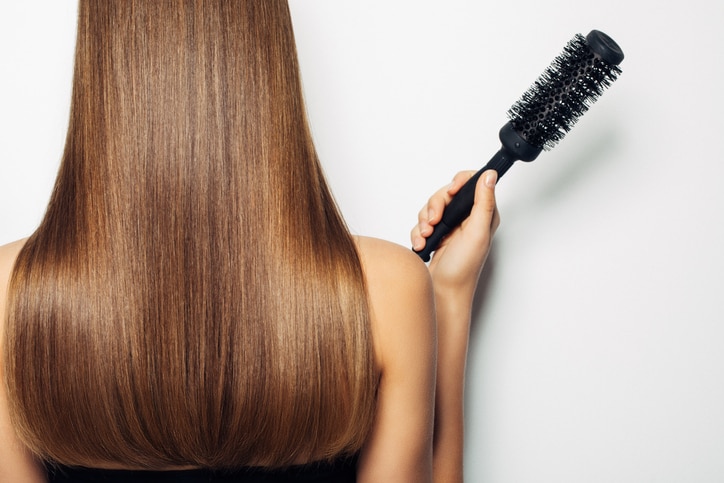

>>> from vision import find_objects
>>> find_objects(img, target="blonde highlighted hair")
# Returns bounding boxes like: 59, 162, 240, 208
4, 0, 376, 469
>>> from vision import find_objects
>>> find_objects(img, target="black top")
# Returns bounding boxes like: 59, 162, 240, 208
45, 457, 357, 483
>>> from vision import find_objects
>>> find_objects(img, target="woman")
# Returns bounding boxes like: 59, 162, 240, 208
0, 1, 499, 482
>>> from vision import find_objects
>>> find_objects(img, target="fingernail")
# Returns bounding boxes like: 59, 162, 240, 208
485, 171, 497, 188
427, 208, 434, 222
413, 237, 424, 250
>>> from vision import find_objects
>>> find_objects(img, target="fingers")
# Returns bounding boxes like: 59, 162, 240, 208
448, 170, 477, 196
411, 171, 476, 251
411, 169, 501, 254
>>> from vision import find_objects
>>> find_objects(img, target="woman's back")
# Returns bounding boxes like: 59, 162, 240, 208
0, 0, 384, 477
0, 233, 437, 482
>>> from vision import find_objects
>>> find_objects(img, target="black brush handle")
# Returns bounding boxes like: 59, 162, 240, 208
415, 123, 541, 262
415, 150, 513, 262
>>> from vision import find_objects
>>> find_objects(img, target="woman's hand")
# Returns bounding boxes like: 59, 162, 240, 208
411, 170, 500, 304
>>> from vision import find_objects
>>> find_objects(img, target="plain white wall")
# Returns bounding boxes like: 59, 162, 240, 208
2, 1, 723, 481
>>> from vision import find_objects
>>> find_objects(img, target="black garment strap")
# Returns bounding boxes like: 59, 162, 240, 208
45, 456, 357, 483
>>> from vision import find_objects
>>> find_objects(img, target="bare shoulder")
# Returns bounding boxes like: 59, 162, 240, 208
0, 239, 29, 340
354, 236, 431, 291
0, 239, 28, 294
0, 239, 28, 274
0, 238, 46, 482
353, 236, 435, 368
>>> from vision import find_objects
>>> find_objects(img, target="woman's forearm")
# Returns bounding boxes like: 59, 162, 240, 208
432, 294, 473, 483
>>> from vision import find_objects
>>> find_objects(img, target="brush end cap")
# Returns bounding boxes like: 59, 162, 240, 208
499, 122, 543, 161
586, 30, 624, 65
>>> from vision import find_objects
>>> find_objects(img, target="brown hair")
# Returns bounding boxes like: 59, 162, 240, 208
3, 0, 376, 469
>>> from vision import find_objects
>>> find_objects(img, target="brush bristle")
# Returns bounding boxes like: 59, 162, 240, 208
507, 33, 622, 151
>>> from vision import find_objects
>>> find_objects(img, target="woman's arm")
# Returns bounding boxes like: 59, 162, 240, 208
355, 237, 436, 482
412, 170, 500, 481
356, 170, 498, 482
0, 377, 46, 483
0, 240, 47, 483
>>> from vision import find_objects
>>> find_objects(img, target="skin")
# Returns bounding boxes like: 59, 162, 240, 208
413, 169, 500, 481
0, 239, 46, 483
0, 170, 499, 482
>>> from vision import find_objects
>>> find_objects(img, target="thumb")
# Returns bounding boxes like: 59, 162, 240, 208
464, 170, 498, 246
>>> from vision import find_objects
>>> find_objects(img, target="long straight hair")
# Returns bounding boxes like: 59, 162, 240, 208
4, 0, 376, 469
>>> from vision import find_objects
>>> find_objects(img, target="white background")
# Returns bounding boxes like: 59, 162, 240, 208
2, 1, 723, 481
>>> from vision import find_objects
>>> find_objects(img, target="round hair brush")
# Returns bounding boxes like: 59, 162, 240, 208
415, 30, 624, 261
